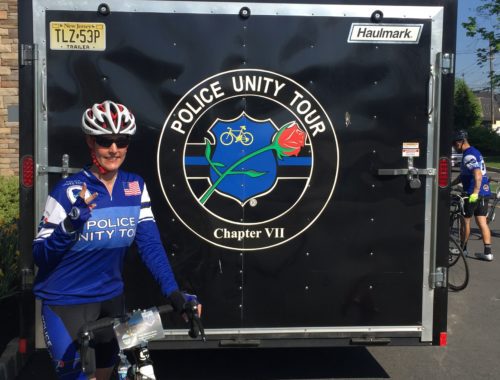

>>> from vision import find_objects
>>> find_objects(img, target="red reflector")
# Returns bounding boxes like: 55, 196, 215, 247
439, 332, 447, 346
21, 155, 34, 188
18, 338, 27, 354
438, 158, 449, 188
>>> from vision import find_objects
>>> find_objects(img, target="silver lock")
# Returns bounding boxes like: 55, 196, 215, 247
407, 161, 422, 189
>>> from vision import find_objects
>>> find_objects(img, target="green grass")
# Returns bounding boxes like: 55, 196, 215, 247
485, 157, 500, 194
491, 182, 499, 194
487, 157, 500, 194
486, 156, 500, 170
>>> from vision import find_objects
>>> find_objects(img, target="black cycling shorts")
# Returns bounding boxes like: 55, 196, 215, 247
463, 196, 489, 218
41, 294, 125, 379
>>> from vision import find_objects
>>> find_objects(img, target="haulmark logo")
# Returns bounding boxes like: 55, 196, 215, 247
157, 69, 339, 251
348, 23, 423, 44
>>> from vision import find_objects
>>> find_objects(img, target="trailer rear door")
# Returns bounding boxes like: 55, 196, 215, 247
31, 1, 452, 347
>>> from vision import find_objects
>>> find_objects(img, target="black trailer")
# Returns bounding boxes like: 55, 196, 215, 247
18, 0, 456, 350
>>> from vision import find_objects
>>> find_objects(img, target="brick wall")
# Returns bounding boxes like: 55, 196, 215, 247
0, 0, 18, 177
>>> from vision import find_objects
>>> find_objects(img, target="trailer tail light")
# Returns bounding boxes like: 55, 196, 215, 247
21, 155, 34, 188
438, 158, 449, 188
439, 332, 447, 346
18, 338, 27, 354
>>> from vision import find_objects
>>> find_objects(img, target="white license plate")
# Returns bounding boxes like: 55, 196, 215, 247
50, 22, 106, 51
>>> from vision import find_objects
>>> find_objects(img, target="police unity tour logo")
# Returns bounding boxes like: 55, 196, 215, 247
157, 69, 339, 250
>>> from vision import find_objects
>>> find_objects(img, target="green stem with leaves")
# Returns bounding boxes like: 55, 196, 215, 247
200, 145, 273, 204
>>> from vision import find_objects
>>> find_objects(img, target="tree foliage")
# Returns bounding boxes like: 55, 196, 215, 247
0, 176, 19, 224
0, 176, 19, 298
453, 79, 500, 155
468, 125, 500, 156
454, 79, 482, 130
0, 224, 19, 298
462, 0, 500, 87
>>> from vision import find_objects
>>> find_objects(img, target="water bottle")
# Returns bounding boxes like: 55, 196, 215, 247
117, 353, 131, 380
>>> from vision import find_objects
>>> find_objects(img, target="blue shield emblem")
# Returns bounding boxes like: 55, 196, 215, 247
208, 114, 277, 203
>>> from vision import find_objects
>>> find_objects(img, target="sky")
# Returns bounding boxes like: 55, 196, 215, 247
455, 0, 499, 91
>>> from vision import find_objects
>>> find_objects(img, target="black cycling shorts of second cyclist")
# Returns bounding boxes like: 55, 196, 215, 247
463, 196, 488, 218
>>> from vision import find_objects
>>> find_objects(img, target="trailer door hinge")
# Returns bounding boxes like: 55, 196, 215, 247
20, 44, 38, 66
21, 268, 34, 290
430, 267, 447, 289
440, 52, 454, 75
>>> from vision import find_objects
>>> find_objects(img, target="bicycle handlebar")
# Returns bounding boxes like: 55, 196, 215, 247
78, 304, 175, 339
78, 303, 198, 375
77, 302, 205, 344
450, 190, 468, 200
157, 304, 174, 314
79, 317, 115, 338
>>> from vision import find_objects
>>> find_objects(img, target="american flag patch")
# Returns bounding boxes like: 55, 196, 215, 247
123, 181, 141, 196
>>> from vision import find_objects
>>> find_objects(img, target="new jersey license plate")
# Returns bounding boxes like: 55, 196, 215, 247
50, 22, 106, 51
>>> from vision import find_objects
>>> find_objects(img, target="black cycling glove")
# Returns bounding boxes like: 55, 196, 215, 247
63, 196, 92, 233
168, 290, 188, 313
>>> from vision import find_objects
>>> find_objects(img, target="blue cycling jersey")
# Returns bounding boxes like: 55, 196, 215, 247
460, 146, 491, 197
33, 167, 179, 305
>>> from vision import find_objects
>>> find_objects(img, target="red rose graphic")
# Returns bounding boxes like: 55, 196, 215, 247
277, 122, 306, 156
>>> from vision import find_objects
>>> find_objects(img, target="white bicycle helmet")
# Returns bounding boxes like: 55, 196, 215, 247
82, 100, 136, 136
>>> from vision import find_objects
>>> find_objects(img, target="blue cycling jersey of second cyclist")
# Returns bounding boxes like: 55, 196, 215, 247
460, 146, 491, 197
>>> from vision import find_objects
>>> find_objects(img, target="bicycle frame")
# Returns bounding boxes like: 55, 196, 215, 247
220, 126, 254, 146
449, 191, 467, 246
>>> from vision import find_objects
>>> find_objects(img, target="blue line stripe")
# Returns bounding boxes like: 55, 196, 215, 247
185, 157, 209, 165
278, 157, 312, 166
184, 156, 311, 166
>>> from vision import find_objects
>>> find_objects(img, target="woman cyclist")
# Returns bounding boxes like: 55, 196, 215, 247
33, 101, 193, 379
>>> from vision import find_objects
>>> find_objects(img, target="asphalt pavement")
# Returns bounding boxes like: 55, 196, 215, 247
366, 170, 500, 380
11, 171, 500, 380
368, 217, 500, 379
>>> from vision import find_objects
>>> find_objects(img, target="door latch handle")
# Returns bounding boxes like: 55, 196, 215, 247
377, 157, 436, 189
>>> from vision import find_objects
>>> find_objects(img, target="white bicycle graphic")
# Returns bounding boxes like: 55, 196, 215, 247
220, 126, 254, 146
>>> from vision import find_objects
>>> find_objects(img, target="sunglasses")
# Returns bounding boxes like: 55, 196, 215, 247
94, 135, 131, 148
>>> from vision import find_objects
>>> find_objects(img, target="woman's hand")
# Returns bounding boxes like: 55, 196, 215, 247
64, 183, 98, 232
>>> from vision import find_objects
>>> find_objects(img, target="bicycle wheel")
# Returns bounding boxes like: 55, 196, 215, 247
448, 236, 469, 291
220, 132, 233, 145
486, 197, 498, 224
449, 213, 465, 265
241, 132, 254, 146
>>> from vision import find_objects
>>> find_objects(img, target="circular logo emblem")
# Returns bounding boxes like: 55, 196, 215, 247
158, 69, 339, 250
66, 185, 90, 204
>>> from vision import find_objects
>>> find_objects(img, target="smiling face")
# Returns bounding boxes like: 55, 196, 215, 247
86, 134, 129, 174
